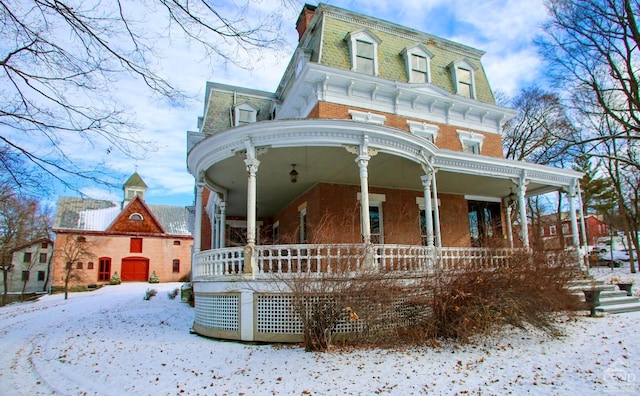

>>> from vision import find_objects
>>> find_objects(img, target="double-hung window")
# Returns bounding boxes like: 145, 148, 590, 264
346, 30, 381, 76
449, 60, 477, 99
402, 45, 433, 84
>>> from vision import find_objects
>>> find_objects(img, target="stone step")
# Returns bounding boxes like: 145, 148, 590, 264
568, 284, 616, 293
600, 290, 631, 298
597, 302, 640, 314
597, 296, 640, 306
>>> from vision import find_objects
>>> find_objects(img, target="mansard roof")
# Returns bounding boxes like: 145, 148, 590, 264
199, 82, 277, 135
293, 3, 495, 104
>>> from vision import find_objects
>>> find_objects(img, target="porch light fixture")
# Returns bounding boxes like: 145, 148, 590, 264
508, 188, 516, 203
289, 164, 298, 183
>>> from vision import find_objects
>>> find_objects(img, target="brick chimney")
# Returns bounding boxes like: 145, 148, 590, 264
296, 4, 317, 41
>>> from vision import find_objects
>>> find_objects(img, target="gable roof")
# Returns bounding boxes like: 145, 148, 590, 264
11, 238, 54, 254
106, 195, 166, 234
53, 196, 191, 236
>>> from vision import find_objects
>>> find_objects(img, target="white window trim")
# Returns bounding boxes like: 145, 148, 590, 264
407, 120, 439, 143
449, 59, 477, 99
415, 197, 440, 209
402, 44, 433, 83
299, 208, 307, 243
550, 225, 557, 236
345, 29, 381, 76
349, 109, 386, 125
233, 102, 258, 126
457, 130, 485, 154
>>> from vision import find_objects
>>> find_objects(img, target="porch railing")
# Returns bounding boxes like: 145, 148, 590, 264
192, 244, 539, 281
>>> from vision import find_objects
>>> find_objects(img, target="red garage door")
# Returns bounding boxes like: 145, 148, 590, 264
121, 258, 149, 282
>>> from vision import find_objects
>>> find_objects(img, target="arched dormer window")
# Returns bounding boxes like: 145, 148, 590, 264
345, 29, 381, 76
449, 59, 477, 99
129, 213, 143, 221
402, 45, 433, 83
233, 102, 258, 126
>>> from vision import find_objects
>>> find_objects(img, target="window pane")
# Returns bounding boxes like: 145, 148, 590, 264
411, 70, 427, 83
39, 253, 47, 263
412, 54, 426, 71
458, 67, 471, 83
356, 40, 374, 58
369, 206, 380, 234
37, 271, 45, 281
238, 109, 252, 123
458, 82, 471, 98
356, 57, 374, 75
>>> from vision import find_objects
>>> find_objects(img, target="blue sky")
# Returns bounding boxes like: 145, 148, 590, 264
38, 0, 549, 207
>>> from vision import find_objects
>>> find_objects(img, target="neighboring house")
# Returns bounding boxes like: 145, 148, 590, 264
51, 172, 193, 289
539, 213, 608, 249
186, 4, 586, 342
1, 239, 53, 295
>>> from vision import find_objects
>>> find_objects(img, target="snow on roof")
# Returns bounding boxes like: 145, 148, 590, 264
53, 196, 191, 236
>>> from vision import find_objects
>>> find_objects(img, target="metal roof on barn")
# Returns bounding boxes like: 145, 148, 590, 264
53, 197, 191, 236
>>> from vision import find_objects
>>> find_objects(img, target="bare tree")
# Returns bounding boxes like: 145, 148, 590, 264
502, 87, 576, 165
0, 185, 49, 305
502, 87, 578, 249
539, 0, 640, 168
1, 0, 294, 194
56, 236, 95, 300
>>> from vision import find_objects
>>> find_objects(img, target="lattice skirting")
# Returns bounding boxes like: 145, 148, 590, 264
193, 288, 430, 343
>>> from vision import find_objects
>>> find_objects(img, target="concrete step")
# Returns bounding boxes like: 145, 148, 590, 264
597, 296, 640, 306
568, 284, 616, 293
597, 302, 640, 314
600, 290, 631, 298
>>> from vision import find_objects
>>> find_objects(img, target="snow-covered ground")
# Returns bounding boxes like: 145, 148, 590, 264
1, 276, 639, 395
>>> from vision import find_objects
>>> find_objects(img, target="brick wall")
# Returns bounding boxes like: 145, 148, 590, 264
309, 102, 503, 158
52, 232, 193, 287
273, 182, 473, 247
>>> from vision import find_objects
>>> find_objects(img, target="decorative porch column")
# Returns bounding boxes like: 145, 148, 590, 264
194, 182, 204, 254
211, 204, 219, 249
568, 180, 580, 247
431, 169, 442, 248
244, 160, 260, 244
576, 183, 587, 248
355, 137, 373, 244
516, 173, 530, 249
244, 140, 260, 276
420, 173, 434, 247
219, 201, 227, 248
504, 198, 514, 249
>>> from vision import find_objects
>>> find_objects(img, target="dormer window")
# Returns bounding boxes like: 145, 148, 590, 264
402, 45, 433, 83
407, 120, 439, 143
233, 102, 258, 126
129, 213, 143, 221
345, 29, 381, 76
449, 60, 477, 99
457, 130, 485, 154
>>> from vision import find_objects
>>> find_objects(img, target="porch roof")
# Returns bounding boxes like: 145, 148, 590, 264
187, 119, 582, 217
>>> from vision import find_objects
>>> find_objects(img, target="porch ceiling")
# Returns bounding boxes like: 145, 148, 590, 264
204, 147, 543, 217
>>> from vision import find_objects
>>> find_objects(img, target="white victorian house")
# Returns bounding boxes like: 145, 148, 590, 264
186, 3, 587, 342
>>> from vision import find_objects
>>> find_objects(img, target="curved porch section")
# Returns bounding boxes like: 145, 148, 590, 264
191, 244, 529, 342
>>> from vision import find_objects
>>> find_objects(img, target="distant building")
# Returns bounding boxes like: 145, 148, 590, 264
538, 213, 608, 249
1, 238, 54, 295
51, 172, 193, 288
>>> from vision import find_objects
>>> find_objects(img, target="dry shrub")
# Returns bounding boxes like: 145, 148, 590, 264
286, 249, 583, 350
408, 250, 584, 342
